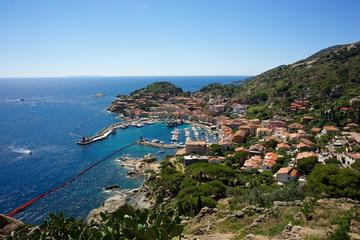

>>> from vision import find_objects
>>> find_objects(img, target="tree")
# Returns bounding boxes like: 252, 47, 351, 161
297, 156, 319, 175
210, 144, 223, 156
306, 164, 360, 200
186, 163, 236, 184
351, 161, 360, 171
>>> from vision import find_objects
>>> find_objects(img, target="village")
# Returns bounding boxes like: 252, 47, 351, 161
107, 82, 360, 186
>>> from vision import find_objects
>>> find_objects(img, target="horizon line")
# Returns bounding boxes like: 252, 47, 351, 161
0, 74, 254, 79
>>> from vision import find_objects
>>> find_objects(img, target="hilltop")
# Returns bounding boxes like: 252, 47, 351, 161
130, 81, 185, 98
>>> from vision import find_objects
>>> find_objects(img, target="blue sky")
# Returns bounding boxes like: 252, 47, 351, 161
0, 0, 359, 77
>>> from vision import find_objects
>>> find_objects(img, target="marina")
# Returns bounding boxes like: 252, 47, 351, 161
76, 118, 159, 145
77, 117, 218, 146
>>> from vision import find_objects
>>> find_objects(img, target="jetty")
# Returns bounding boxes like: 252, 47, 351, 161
77, 122, 129, 145
137, 140, 184, 149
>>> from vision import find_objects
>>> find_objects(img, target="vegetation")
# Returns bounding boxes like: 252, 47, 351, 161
6, 207, 183, 240
130, 81, 186, 98
297, 156, 319, 175
198, 42, 360, 124
328, 210, 360, 240
306, 164, 360, 199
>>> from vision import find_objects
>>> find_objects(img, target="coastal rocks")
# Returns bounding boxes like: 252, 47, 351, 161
87, 186, 155, 224
117, 157, 160, 178
86, 193, 130, 224
0, 214, 24, 236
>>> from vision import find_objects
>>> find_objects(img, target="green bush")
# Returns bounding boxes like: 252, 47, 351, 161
306, 164, 360, 199
176, 180, 226, 215
297, 156, 319, 175
7, 207, 183, 240
186, 163, 236, 184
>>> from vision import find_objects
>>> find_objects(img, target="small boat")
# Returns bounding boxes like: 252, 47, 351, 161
111, 128, 116, 134
20, 98, 25, 102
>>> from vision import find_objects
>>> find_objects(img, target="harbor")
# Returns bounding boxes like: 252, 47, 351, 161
76, 118, 159, 145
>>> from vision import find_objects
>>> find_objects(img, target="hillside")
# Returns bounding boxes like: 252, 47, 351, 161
195, 42, 360, 123
130, 81, 185, 98
237, 42, 360, 117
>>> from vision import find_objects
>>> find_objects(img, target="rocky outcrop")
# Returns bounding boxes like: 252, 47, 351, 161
0, 214, 24, 236
87, 192, 130, 224
274, 224, 327, 240
87, 185, 155, 224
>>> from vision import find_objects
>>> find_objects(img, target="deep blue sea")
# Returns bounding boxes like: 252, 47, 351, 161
0, 76, 247, 224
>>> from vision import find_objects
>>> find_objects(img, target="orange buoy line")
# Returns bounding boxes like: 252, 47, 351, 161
6, 143, 137, 217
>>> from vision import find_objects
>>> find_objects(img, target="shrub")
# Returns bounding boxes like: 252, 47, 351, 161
306, 164, 360, 199
186, 163, 236, 184
297, 156, 319, 175
7, 207, 183, 240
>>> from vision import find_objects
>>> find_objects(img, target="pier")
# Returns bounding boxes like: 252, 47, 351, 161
77, 122, 129, 145
137, 140, 184, 149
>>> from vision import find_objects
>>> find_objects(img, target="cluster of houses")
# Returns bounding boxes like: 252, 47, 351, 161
180, 117, 360, 185
109, 90, 249, 123
109, 88, 360, 185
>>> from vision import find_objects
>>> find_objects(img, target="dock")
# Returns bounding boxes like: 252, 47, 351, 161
137, 140, 184, 149
77, 122, 129, 145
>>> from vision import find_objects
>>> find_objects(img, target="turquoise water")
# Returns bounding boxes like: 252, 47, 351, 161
0, 76, 247, 223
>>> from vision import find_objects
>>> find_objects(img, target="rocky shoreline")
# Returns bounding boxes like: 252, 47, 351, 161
87, 156, 160, 224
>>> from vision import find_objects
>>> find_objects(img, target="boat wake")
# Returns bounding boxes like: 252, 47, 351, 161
9, 145, 32, 155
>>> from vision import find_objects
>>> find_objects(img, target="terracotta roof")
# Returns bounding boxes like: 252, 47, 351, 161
277, 143, 290, 149
276, 167, 290, 174
289, 168, 300, 177
265, 152, 279, 162
323, 125, 340, 132
311, 127, 322, 133
296, 151, 317, 160
346, 152, 360, 160
235, 147, 248, 152
288, 123, 304, 129
297, 142, 311, 149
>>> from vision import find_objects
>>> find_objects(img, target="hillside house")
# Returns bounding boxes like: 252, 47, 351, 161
275, 167, 300, 184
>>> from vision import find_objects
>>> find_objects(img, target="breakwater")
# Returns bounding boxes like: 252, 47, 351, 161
137, 140, 184, 149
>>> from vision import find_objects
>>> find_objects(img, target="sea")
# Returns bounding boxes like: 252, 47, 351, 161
0, 76, 247, 224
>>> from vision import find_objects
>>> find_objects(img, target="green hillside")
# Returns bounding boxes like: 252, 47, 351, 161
199, 42, 360, 124
130, 81, 185, 97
